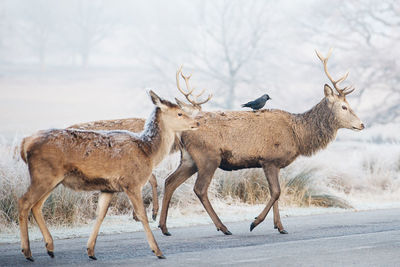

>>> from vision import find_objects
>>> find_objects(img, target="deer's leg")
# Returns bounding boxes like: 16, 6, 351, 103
87, 192, 113, 260
273, 201, 288, 234
148, 174, 159, 221
159, 157, 197, 236
250, 164, 280, 232
132, 175, 158, 222
31, 191, 55, 258
193, 161, 231, 235
132, 209, 139, 222
19, 179, 60, 261
124, 186, 165, 259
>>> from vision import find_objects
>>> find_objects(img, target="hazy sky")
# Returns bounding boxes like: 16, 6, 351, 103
0, 0, 398, 139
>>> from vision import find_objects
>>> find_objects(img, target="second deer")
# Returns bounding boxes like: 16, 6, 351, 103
68, 67, 211, 221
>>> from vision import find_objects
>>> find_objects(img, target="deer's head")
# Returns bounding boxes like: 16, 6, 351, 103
149, 90, 199, 132
316, 49, 365, 131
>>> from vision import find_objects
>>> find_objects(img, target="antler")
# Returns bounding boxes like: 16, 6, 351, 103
315, 48, 355, 96
176, 66, 213, 106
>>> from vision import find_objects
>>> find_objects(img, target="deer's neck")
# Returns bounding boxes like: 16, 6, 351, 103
139, 108, 175, 167
293, 98, 339, 156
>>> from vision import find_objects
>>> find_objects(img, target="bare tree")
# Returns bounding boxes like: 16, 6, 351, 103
302, 0, 400, 124
16, 0, 59, 69
339, 0, 400, 124
62, 0, 117, 68
192, 0, 271, 109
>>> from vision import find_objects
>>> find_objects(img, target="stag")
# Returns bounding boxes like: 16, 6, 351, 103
18, 91, 199, 261
157, 49, 364, 236
68, 67, 211, 221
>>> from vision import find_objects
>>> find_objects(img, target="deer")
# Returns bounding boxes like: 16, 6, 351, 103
68, 67, 212, 222
18, 91, 199, 261
156, 49, 365, 237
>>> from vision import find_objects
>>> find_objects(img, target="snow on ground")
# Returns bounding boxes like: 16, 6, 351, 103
1, 132, 400, 244
2, 199, 400, 244
0, 203, 351, 244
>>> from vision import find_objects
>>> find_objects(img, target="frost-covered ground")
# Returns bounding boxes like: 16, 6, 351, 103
0, 204, 349, 244
1, 133, 399, 244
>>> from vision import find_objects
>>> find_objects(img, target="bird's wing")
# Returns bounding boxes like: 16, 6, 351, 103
242, 100, 256, 107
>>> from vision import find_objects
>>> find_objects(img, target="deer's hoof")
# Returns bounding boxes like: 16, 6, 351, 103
22, 249, 33, 261
89, 255, 97, 260
223, 230, 232, 235
47, 250, 54, 258
250, 222, 257, 232
163, 231, 171, 236
157, 255, 166, 259
159, 225, 171, 236
279, 229, 288, 234
217, 227, 231, 235
274, 224, 278, 229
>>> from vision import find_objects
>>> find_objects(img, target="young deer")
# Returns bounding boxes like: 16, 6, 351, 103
68, 67, 211, 221
157, 49, 365, 236
18, 91, 199, 261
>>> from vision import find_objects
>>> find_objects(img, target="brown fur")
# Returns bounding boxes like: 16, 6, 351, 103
66, 97, 202, 221
157, 85, 364, 236
70, 118, 181, 153
180, 99, 337, 172
68, 118, 161, 220
18, 92, 198, 260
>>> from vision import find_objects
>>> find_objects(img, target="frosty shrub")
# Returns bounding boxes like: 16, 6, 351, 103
216, 167, 352, 209
0, 137, 137, 230
1, 135, 400, 231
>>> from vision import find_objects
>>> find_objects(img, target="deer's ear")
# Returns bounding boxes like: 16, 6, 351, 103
324, 84, 334, 98
149, 90, 168, 110
149, 90, 160, 105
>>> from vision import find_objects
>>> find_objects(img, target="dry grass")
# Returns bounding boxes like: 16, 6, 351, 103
216, 167, 352, 209
2, 136, 399, 232
0, 138, 141, 230
0, 137, 352, 231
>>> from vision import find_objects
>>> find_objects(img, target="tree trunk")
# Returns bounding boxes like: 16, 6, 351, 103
225, 78, 236, 109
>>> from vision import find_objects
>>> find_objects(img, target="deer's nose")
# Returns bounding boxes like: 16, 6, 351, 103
196, 122, 200, 127
360, 123, 365, 129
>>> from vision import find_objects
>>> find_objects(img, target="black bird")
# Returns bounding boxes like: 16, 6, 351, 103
241, 94, 271, 110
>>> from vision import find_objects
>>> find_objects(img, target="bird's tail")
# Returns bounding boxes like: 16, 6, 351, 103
241, 104, 248, 108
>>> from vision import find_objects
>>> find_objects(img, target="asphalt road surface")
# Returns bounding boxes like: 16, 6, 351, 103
1, 209, 399, 266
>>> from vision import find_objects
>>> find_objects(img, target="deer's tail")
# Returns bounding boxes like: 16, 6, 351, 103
20, 135, 38, 163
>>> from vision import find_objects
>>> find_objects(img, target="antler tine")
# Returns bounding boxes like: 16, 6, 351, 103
176, 66, 194, 98
193, 93, 213, 105
194, 88, 205, 98
180, 73, 194, 96
316, 48, 353, 96
336, 71, 349, 85
315, 47, 332, 62
343, 85, 355, 96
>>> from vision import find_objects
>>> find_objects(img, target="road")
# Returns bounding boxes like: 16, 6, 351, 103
1, 209, 400, 266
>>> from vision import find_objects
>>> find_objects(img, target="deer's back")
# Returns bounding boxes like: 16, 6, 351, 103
69, 118, 146, 132
24, 129, 152, 191
183, 110, 300, 169
69, 118, 181, 153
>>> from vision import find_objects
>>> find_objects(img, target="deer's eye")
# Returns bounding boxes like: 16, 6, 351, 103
342, 105, 347, 110
178, 113, 183, 116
